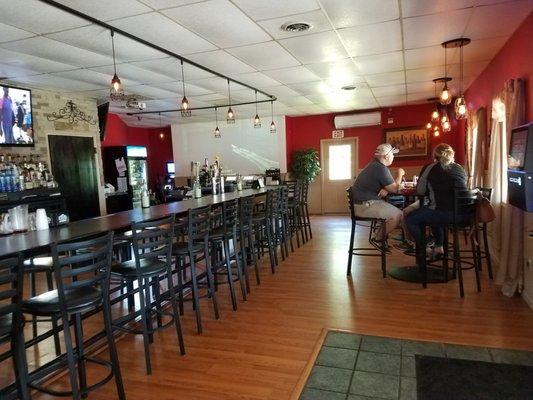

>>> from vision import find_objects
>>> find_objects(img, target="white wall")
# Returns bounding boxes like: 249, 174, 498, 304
171, 116, 286, 176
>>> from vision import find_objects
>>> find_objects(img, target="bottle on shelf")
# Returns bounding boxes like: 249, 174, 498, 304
141, 187, 150, 208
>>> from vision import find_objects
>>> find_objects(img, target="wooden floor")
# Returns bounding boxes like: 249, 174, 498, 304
4, 215, 533, 399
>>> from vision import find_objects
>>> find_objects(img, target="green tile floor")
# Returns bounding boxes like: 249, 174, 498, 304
299, 331, 533, 400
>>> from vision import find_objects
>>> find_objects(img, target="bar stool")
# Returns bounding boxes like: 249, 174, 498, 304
346, 187, 387, 277
238, 195, 260, 289
287, 181, 306, 247
473, 187, 494, 279
0, 255, 30, 399
210, 199, 246, 310
22, 256, 62, 356
111, 216, 185, 375
278, 185, 292, 258
300, 180, 312, 240
22, 232, 125, 399
253, 188, 280, 273
173, 206, 219, 334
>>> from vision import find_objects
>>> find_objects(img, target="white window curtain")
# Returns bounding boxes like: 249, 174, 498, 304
466, 107, 487, 189
487, 79, 526, 296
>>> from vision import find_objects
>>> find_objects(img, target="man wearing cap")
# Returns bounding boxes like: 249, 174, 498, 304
351, 143, 405, 241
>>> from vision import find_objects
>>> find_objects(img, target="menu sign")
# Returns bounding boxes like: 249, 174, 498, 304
509, 129, 528, 170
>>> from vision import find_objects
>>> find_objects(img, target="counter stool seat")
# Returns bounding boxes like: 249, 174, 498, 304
111, 258, 166, 279
172, 242, 204, 255
22, 287, 102, 316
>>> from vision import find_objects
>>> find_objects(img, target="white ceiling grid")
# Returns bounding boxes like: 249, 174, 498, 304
0, 0, 530, 127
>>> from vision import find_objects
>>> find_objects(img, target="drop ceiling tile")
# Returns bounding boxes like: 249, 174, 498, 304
262, 66, 320, 84
407, 91, 435, 102
278, 96, 314, 106
151, 81, 212, 96
126, 84, 177, 99
227, 41, 300, 71
404, 45, 448, 70
291, 104, 327, 114
12, 74, 102, 92
163, 0, 270, 48
321, 0, 399, 28
287, 81, 333, 95
405, 66, 447, 83
339, 20, 402, 57
401, 0, 476, 18
0, 37, 113, 68
191, 92, 228, 103
304, 59, 364, 86
91, 63, 177, 85
372, 84, 406, 97
137, 0, 204, 10
403, 8, 472, 48
257, 10, 331, 39
406, 81, 436, 94
376, 95, 407, 107
365, 71, 405, 87
279, 31, 348, 64
230, 72, 282, 88
189, 76, 243, 94
355, 51, 404, 74
52, 0, 152, 21
0, 64, 42, 79
0, 23, 35, 43
266, 85, 301, 98
232, 0, 319, 21
50, 68, 121, 88
131, 57, 214, 81
187, 50, 255, 75
465, 1, 533, 40
0, 0, 89, 34
47, 25, 164, 63
447, 61, 490, 80
0, 48, 79, 74
450, 36, 508, 64
111, 12, 216, 55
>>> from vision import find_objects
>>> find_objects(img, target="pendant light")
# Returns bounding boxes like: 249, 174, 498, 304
269, 101, 276, 134
180, 60, 191, 117
451, 38, 471, 120
214, 107, 221, 138
439, 44, 451, 105
433, 125, 440, 137
430, 81, 439, 122
158, 112, 164, 139
226, 80, 235, 124
253, 90, 261, 128
109, 30, 123, 97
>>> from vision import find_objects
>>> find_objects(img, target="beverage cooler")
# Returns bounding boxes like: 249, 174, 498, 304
102, 146, 149, 212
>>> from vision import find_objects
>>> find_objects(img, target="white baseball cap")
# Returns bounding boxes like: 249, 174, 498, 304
374, 143, 399, 156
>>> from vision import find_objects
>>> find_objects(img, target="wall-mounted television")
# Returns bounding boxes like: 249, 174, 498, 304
0, 85, 34, 146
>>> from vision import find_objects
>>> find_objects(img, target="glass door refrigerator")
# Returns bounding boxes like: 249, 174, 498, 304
126, 146, 148, 208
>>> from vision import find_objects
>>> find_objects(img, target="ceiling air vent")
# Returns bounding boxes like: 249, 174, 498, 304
281, 22, 311, 32
334, 112, 382, 129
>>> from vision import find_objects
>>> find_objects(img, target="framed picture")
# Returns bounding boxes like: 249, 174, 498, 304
383, 126, 429, 158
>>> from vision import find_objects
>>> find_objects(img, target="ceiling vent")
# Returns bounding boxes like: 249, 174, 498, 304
281, 22, 311, 32
334, 112, 382, 129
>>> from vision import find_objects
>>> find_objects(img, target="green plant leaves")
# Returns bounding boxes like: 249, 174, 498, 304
290, 149, 321, 183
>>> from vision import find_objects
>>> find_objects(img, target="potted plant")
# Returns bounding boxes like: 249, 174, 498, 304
290, 149, 321, 183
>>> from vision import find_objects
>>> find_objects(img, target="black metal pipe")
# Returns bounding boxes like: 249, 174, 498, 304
37, 0, 276, 102
127, 98, 275, 115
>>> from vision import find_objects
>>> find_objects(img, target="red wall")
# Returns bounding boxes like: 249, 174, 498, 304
286, 103, 462, 171
102, 113, 173, 190
462, 12, 533, 146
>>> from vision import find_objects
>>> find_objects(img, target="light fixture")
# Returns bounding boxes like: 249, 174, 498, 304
433, 126, 440, 137
158, 112, 164, 139
179, 60, 191, 117
253, 90, 261, 128
226, 79, 235, 124
110, 30, 123, 97
270, 101, 276, 134
443, 38, 471, 120
426, 122, 432, 130
214, 107, 221, 138
430, 82, 440, 122
439, 43, 452, 105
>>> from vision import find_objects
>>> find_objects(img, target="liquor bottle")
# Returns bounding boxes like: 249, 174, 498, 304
141, 187, 150, 208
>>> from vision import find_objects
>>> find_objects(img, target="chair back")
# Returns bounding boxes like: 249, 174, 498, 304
51, 232, 114, 310
346, 187, 356, 220
279, 185, 289, 213
453, 188, 478, 225
131, 216, 174, 269
220, 199, 239, 232
286, 180, 302, 204
266, 187, 281, 217
0, 256, 23, 341
187, 205, 211, 242
238, 196, 255, 228
301, 180, 309, 205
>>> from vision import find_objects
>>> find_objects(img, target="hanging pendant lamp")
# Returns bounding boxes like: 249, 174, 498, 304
214, 107, 221, 138
444, 38, 471, 120
226, 80, 235, 124
439, 43, 452, 105
180, 60, 191, 117
109, 30, 123, 97
430, 81, 440, 122
158, 112, 164, 139
253, 91, 261, 128
269, 101, 276, 134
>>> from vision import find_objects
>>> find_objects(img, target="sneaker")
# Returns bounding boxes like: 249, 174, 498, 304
393, 241, 414, 252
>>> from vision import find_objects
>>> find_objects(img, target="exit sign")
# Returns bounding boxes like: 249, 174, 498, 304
332, 129, 344, 138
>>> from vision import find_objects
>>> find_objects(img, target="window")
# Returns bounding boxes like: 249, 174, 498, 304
328, 144, 351, 180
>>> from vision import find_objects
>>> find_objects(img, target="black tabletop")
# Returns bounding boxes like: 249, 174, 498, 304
0, 188, 268, 258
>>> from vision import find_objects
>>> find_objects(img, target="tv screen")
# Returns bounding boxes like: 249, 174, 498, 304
509, 128, 528, 170
166, 162, 175, 174
0, 85, 34, 146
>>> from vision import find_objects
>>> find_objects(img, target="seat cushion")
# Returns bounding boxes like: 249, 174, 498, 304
111, 258, 167, 278
22, 287, 102, 316
172, 242, 204, 255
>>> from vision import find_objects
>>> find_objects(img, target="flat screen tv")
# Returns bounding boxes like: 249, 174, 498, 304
0, 84, 34, 146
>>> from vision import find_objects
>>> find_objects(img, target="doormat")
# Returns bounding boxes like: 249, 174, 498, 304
292, 329, 533, 400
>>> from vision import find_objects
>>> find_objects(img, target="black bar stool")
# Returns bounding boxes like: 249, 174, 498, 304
22, 232, 125, 399
0, 255, 30, 400
238, 195, 261, 289
287, 181, 306, 247
173, 206, 219, 334
210, 199, 246, 310
253, 188, 280, 273
277, 185, 291, 260
111, 216, 185, 375
300, 180, 313, 240
346, 187, 387, 277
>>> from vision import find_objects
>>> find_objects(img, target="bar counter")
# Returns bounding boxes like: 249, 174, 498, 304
0, 188, 268, 259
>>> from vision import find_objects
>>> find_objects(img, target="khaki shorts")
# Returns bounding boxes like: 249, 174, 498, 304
353, 200, 402, 221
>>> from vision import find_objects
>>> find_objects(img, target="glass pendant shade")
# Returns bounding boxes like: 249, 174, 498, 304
254, 114, 261, 128
181, 96, 189, 110
455, 94, 467, 119
433, 125, 440, 137
431, 109, 439, 122
270, 120, 276, 134
442, 120, 451, 132
214, 126, 221, 138
440, 84, 451, 105
110, 73, 123, 94
227, 107, 235, 124
426, 122, 432, 130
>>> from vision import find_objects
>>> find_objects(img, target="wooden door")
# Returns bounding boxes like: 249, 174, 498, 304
48, 135, 100, 221
320, 138, 357, 213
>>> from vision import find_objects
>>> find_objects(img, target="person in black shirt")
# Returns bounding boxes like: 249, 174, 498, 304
405, 144, 469, 259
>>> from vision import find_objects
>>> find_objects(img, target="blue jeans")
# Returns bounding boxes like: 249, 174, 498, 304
405, 207, 470, 248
